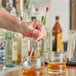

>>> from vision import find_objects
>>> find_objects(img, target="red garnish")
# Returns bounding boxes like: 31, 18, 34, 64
46, 7, 50, 12
36, 8, 39, 12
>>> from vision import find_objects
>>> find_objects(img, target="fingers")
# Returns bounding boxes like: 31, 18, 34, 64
33, 26, 47, 41
22, 21, 46, 41
33, 20, 47, 41
23, 29, 40, 39
33, 21, 41, 30
37, 26, 47, 41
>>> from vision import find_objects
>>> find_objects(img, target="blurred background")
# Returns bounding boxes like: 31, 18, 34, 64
0, 0, 75, 69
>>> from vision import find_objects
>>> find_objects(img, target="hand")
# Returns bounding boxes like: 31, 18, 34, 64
20, 21, 46, 41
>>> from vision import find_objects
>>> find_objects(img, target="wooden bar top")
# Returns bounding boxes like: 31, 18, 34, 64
0, 66, 76, 76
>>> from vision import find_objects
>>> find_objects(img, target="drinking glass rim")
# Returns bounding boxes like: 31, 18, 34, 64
48, 51, 65, 55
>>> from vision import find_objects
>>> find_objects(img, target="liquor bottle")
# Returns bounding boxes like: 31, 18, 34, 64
16, 0, 20, 16
16, 0, 23, 20
20, 0, 24, 19
9, 0, 16, 16
5, 0, 16, 16
52, 16, 63, 52
23, 0, 31, 22
5, 0, 9, 11
0, 1, 6, 68
0, 29, 5, 69
5, 31, 16, 67
5, 0, 17, 67
29, 0, 38, 20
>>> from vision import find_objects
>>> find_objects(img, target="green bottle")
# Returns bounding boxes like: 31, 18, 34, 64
5, 31, 16, 67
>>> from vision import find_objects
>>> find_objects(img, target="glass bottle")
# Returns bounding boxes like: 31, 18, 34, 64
5, 0, 16, 16
20, 0, 24, 19
23, 0, 31, 22
16, 0, 20, 17
52, 16, 63, 52
5, 0, 17, 67
0, 29, 5, 69
9, 0, 16, 16
5, 31, 16, 67
5, 0, 10, 11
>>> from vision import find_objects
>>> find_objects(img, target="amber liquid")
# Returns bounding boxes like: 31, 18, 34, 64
23, 67, 44, 76
48, 62, 66, 73
17, 54, 21, 64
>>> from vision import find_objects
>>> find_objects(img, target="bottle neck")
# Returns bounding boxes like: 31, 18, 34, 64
55, 20, 59, 24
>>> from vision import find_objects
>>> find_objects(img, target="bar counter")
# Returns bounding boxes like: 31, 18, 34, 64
0, 66, 76, 76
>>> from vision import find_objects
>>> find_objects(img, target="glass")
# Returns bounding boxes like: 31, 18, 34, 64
67, 30, 76, 64
22, 56, 48, 76
47, 52, 66, 74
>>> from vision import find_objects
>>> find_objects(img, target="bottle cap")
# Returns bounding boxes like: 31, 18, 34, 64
31, 16, 36, 21
56, 16, 59, 20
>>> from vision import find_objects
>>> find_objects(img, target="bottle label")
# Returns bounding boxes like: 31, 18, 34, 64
57, 32, 63, 52
22, 38, 29, 58
0, 41, 5, 64
17, 36, 22, 63
12, 41, 18, 61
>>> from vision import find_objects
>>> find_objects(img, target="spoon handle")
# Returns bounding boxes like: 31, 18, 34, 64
29, 46, 34, 58
29, 27, 42, 58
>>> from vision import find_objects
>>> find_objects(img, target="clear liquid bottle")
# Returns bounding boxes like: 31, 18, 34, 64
9, 0, 16, 16
5, 31, 16, 67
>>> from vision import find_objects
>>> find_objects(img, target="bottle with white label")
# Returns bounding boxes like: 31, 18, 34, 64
5, 31, 16, 67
